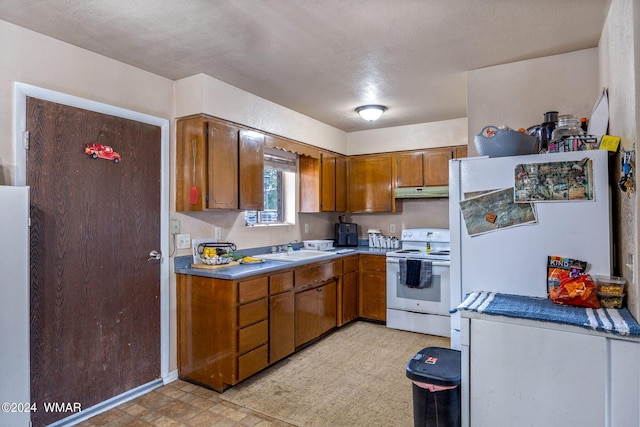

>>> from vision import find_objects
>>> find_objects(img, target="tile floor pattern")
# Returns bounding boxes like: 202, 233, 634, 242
76, 379, 295, 427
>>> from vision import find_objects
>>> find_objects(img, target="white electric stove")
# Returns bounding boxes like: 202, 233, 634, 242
386, 228, 451, 337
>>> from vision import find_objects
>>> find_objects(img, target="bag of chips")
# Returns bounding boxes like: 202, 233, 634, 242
549, 271, 600, 308
547, 256, 587, 296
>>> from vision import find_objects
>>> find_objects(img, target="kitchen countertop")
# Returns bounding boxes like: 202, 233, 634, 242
455, 291, 640, 338
174, 246, 392, 280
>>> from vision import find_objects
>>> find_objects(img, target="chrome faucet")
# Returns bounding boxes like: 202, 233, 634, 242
281, 240, 298, 253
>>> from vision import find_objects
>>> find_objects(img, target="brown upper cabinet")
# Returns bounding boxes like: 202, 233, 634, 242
176, 115, 264, 212
395, 146, 467, 188
177, 113, 468, 212
454, 145, 468, 159
298, 156, 321, 213
321, 154, 347, 212
238, 129, 265, 211
299, 152, 347, 213
347, 154, 396, 213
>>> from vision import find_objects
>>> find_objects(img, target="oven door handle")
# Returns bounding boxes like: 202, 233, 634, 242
386, 257, 449, 267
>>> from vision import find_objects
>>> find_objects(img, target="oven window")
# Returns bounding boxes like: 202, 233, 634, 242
396, 274, 442, 302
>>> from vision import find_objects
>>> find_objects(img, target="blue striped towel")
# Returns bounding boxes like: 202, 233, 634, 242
453, 291, 640, 337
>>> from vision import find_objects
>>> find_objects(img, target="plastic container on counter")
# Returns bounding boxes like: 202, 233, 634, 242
594, 275, 626, 295
303, 240, 334, 251
596, 291, 625, 309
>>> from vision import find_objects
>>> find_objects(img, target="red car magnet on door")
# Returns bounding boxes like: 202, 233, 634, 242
85, 143, 121, 163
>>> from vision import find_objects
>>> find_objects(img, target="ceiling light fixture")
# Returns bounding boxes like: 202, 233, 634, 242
356, 105, 387, 121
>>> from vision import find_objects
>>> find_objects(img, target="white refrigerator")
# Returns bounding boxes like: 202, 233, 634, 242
448, 150, 612, 349
0, 185, 30, 427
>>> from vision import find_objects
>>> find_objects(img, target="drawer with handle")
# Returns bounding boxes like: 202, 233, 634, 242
294, 260, 339, 290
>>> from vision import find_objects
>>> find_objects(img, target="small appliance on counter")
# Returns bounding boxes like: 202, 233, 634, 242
335, 222, 359, 247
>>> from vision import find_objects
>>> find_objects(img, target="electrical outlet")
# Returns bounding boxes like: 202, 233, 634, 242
214, 226, 222, 240
304, 223, 310, 234
389, 224, 396, 233
170, 219, 180, 235
177, 234, 191, 249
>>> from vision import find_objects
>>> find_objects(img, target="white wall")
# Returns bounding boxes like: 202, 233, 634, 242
467, 48, 600, 156
346, 117, 467, 155
175, 73, 347, 154
599, 0, 639, 318
0, 20, 174, 185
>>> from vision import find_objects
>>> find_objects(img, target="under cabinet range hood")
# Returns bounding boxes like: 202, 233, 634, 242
394, 186, 449, 199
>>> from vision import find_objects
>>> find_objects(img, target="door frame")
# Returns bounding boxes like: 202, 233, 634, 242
13, 82, 171, 414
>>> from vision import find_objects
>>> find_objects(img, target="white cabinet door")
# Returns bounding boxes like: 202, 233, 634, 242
470, 319, 606, 427
610, 339, 640, 427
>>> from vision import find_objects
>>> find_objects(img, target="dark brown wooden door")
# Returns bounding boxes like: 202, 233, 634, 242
27, 97, 161, 427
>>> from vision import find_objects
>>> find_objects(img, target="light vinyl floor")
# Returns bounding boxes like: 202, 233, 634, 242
76, 380, 294, 427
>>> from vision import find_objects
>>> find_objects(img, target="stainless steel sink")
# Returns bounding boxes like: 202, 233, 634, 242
258, 249, 336, 262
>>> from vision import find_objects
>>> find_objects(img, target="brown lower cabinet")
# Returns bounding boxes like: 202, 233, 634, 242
295, 281, 338, 347
339, 255, 359, 325
269, 271, 295, 364
293, 260, 340, 347
359, 254, 387, 321
176, 274, 269, 391
177, 254, 384, 391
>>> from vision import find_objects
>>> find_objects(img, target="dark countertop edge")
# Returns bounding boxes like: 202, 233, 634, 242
174, 246, 391, 280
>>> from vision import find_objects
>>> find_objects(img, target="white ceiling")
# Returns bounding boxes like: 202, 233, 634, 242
0, 0, 611, 132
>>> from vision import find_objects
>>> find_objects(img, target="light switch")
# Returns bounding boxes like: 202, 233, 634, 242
177, 234, 191, 249
171, 219, 180, 235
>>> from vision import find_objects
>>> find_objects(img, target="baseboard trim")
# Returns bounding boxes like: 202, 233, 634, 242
46, 378, 164, 427
163, 369, 179, 384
